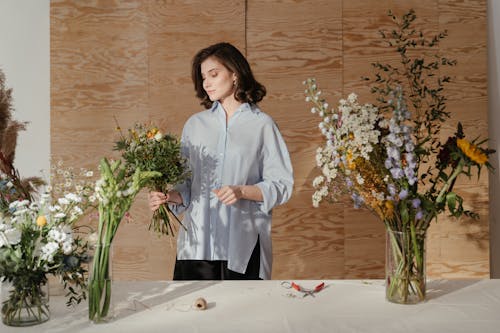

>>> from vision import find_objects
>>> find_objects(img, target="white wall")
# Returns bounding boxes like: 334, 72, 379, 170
0, 0, 50, 179
488, 0, 500, 278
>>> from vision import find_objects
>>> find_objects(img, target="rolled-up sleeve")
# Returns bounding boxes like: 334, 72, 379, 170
254, 122, 294, 215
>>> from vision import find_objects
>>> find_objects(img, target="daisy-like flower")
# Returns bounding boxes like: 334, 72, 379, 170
457, 138, 488, 165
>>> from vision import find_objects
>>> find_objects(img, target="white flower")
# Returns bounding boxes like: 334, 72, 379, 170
58, 197, 70, 205
154, 132, 163, 141
72, 206, 83, 215
6, 181, 13, 188
13, 208, 28, 216
62, 241, 73, 255
54, 212, 66, 219
312, 175, 325, 188
65, 193, 82, 203
4, 228, 22, 245
85, 171, 93, 177
40, 241, 59, 262
49, 205, 62, 212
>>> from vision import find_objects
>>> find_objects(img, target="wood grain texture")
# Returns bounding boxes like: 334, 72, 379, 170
51, 0, 489, 280
247, 0, 344, 279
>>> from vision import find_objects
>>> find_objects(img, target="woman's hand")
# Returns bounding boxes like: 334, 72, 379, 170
148, 190, 183, 211
212, 186, 243, 205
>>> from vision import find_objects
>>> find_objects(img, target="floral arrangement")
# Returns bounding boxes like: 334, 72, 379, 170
0, 166, 95, 326
114, 122, 187, 235
305, 9, 494, 303
0, 68, 97, 325
88, 157, 160, 322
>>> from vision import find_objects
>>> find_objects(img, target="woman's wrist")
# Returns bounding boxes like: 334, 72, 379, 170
167, 190, 183, 205
239, 185, 263, 202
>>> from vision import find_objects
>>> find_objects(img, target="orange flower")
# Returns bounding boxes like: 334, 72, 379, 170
457, 138, 488, 165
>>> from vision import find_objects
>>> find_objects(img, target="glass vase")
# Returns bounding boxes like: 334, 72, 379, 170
385, 228, 426, 304
1, 278, 50, 326
88, 243, 114, 323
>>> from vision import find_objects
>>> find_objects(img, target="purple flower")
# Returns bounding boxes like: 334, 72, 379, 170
416, 210, 424, 220
405, 141, 415, 153
390, 168, 404, 179
398, 189, 408, 200
385, 158, 393, 169
412, 198, 421, 209
346, 178, 353, 188
388, 184, 396, 197
351, 193, 364, 209
387, 146, 400, 161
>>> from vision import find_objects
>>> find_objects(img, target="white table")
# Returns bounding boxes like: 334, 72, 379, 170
1, 279, 499, 332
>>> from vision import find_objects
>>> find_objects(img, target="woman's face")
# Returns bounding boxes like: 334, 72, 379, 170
201, 56, 236, 103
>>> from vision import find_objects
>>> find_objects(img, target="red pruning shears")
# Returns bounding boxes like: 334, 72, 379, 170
281, 281, 325, 297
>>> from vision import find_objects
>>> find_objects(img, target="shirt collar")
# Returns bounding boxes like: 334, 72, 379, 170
210, 101, 251, 114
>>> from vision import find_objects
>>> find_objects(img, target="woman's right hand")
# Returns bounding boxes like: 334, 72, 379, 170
148, 191, 182, 211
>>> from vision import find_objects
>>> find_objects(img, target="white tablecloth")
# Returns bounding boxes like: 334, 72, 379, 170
1, 279, 499, 332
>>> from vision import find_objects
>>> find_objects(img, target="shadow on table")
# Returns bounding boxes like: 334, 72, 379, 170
425, 279, 480, 301
40, 280, 220, 332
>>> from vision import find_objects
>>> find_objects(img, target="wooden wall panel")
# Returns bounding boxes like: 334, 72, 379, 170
427, 0, 489, 278
247, 0, 344, 279
145, 0, 246, 280
51, 0, 489, 280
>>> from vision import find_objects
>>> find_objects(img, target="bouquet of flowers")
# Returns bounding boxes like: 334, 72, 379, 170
88, 158, 160, 322
114, 123, 188, 235
305, 9, 495, 304
0, 173, 94, 326
1, 68, 96, 326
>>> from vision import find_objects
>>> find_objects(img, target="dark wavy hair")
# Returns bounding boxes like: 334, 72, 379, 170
191, 42, 266, 109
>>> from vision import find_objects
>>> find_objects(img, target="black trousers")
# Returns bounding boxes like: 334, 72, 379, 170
173, 238, 261, 280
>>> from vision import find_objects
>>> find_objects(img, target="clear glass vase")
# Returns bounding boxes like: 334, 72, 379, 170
1, 278, 50, 326
88, 243, 114, 323
385, 229, 426, 304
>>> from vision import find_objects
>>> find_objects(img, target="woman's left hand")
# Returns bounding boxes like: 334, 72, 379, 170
212, 185, 243, 205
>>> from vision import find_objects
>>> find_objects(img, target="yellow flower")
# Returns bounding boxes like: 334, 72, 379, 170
384, 200, 394, 219
347, 150, 356, 170
147, 127, 159, 139
457, 138, 488, 165
36, 215, 47, 227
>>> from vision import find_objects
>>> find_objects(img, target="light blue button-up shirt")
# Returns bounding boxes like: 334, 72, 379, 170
171, 101, 293, 279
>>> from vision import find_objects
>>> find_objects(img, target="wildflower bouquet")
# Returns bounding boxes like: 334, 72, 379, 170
305, 10, 494, 303
88, 158, 160, 322
0, 185, 92, 326
114, 123, 187, 235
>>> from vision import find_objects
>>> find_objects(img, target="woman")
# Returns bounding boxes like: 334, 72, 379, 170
148, 42, 293, 280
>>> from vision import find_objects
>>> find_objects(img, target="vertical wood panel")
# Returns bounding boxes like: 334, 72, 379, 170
247, 0, 344, 279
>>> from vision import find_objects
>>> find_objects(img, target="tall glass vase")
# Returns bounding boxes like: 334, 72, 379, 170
385, 228, 426, 304
1, 277, 50, 326
88, 243, 114, 323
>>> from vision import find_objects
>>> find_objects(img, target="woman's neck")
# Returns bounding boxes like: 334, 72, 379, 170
220, 96, 242, 121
